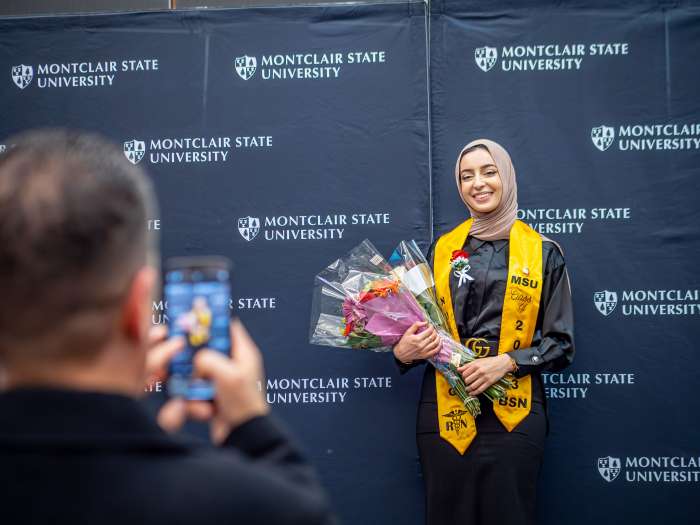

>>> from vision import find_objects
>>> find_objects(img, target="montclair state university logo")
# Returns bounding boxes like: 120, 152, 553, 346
474, 47, 498, 72
123, 139, 146, 165
591, 125, 616, 151
598, 456, 622, 482
594, 290, 618, 316
238, 216, 261, 241
235, 56, 257, 80
11, 65, 34, 89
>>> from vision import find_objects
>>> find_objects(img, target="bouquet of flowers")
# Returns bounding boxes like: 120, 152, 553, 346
388, 240, 515, 401
310, 239, 481, 416
387, 240, 447, 328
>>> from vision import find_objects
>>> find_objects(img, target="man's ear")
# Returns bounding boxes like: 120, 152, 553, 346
122, 266, 157, 344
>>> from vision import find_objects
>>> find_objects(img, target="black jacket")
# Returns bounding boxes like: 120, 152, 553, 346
0, 388, 335, 525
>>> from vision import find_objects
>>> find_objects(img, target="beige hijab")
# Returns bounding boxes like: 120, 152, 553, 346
454, 138, 517, 241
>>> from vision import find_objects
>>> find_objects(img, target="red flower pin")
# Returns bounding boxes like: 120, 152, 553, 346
450, 249, 469, 262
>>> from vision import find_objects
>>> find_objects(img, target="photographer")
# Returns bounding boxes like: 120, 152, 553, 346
0, 129, 335, 525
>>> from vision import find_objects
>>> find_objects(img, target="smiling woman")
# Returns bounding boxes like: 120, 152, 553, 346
392, 139, 575, 525
458, 146, 503, 214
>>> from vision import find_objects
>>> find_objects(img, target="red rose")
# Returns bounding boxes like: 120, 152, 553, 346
343, 321, 354, 337
358, 291, 377, 303
450, 249, 469, 261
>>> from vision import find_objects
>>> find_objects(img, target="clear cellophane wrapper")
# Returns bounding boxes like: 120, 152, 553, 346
310, 239, 484, 416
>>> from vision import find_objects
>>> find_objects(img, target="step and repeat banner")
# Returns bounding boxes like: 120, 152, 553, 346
431, 0, 700, 524
0, 4, 430, 524
1, 0, 698, 523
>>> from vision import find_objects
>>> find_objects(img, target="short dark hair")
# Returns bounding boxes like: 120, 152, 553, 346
0, 129, 155, 361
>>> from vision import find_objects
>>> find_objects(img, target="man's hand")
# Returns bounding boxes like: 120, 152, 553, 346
145, 325, 184, 388
153, 319, 269, 444
144, 325, 188, 433
458, 354, 514, 396
190, 319, 270, 444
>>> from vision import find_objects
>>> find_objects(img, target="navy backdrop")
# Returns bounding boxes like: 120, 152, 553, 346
1, 1, 699, 523
431, 1, 700, 523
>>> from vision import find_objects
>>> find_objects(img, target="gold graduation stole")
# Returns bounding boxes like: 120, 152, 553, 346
433, 219, 543, 454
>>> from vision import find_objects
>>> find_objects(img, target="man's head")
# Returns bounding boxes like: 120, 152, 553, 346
0, 129, 158, 390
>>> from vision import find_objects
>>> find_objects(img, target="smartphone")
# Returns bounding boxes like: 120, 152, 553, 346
164, 256, 232, 400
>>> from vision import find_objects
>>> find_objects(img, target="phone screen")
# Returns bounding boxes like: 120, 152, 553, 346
164, 259, 231, 400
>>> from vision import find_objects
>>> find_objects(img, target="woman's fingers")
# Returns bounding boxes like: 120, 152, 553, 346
428, 330, 440, 345
457, 362, 474, 374
463, 368, 482, 385
415, 330, 441, 357
414, 325, 435, 342
475, 384, 490, 395
407, 321, 427, 335
425, 345, 441, 359
416, 330, 439, 351
468, 380, 487, 396
423, 338, 441, 355
400, 325, 442, 361
466, 374, 487, 391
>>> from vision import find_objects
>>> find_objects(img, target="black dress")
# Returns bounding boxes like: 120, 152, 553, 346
397, 236, 575, 525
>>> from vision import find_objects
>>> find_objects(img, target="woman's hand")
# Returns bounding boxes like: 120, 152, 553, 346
393, 322, 441, 364
458, 354, 514, 396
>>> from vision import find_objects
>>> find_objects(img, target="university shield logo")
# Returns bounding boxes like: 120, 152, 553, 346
0, 145, 6, 154
11, 64, 33, 89
474, 47, 498, 72
597, 456, 621, 482
238, 216, 261, 241
123, 139, 146, 165
591, 125, 615, 151
235, 56, 257, 80
593, 290, 618, 316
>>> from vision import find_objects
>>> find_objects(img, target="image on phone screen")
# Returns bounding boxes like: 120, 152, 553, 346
165, 261, 231, 400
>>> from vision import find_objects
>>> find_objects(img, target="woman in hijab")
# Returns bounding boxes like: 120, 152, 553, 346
393, 139, 575, 525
